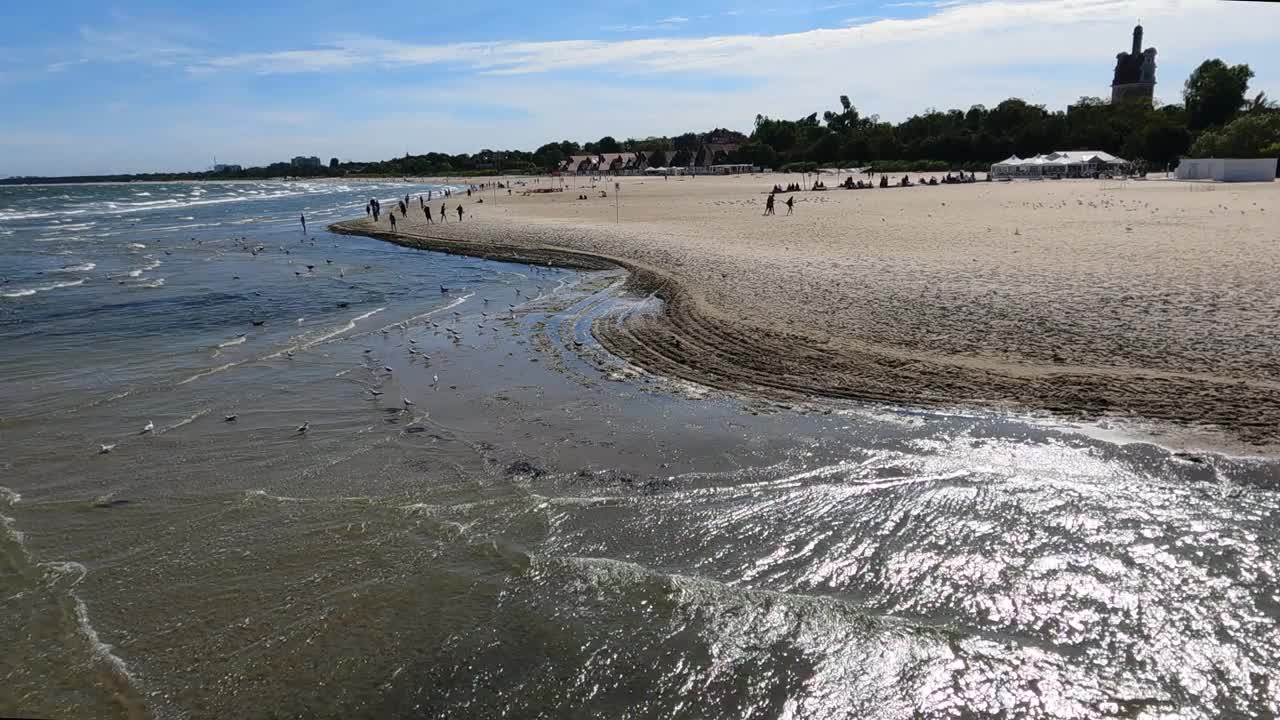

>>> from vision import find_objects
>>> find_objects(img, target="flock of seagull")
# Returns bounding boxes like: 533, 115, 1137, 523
94, 222, 563, 456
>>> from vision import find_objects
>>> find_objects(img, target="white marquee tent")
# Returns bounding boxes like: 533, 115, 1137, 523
991, 151, 1131, 179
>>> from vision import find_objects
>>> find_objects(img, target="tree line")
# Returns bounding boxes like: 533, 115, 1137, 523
3, 58, 1275, 185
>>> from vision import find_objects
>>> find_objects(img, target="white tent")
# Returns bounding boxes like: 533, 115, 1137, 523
991, 151, 1130, 179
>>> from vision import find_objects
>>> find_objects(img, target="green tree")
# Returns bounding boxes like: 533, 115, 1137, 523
595, 136, 621, 153
1183, 59, 1254, 131
1188, 112, 1280, 157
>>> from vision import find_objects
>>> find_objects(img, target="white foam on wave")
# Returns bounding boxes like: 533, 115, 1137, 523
2, 278, 86, 299
139, 278, 165, 288
37, 561, 140, 686
217, 335, 247, 349
0, 486, 24, 548
126, 243, 146, 250
266, 306, 387, 359
56, 262, 96, 273
158, 408, 209, 434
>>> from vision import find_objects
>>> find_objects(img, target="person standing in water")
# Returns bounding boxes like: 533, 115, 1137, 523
300, 214, 307, 234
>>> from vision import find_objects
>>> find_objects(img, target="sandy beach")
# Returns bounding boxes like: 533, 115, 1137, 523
334, 174, 1280, 450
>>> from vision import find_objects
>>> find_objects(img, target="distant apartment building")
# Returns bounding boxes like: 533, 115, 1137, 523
290, 156, 323, 169
213, 163, 242, 173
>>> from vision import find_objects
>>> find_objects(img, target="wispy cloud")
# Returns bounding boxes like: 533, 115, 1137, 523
603, 14, 692, 32
177, 0, 1276, 82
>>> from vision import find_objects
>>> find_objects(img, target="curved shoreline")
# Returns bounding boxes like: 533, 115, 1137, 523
331, 218, 1280, 452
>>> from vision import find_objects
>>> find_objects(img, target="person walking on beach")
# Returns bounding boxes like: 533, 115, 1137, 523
785, 196, 795, 215
389, 213, 397, 230
764, 194, 775, 216
457, 205, 464, 222
300, 214, 307, 234
424, 205, 433, 224
440, 203, 447, 222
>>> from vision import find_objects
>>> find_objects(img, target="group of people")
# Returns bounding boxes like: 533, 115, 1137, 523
366, 191, 466, 231
763, 192, 795, 216
771, 183, 804, 194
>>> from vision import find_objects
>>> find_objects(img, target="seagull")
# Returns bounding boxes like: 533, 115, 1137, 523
402, 397, 414, 408
432, 374, 439, 386
141, 420, 154, 434
296, 422, 309, 434
440, 284, 449, 294
384, 366, 393, 372
286, 350, 295, 358
409, 339, 417, 344
99, 443, 115, 454
369, 389, 384, 397
224, 414, 238, 422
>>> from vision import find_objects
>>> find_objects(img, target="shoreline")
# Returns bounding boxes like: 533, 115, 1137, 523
330, 175, 1280, 453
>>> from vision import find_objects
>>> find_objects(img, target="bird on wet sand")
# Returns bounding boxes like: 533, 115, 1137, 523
224, 414, 238, 422
99, 444, 116, 455
141, 421, 154, 434
296, 422, 310, 434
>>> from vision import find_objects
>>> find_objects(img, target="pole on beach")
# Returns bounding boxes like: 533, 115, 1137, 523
614, 182, 620, 224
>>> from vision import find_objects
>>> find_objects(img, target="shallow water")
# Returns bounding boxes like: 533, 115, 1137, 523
2, 181, 1279, 719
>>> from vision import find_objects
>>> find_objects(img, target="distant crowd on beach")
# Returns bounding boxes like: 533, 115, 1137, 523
771, 171, 981, 195
765, 171, 983, 216
365, 182, 519, 230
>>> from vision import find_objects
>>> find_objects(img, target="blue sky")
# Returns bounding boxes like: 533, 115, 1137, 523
0, 0, 1275, 176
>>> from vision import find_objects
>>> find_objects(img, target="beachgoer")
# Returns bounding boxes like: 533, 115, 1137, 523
389, 213, 397, 230
764, 194, 775, 216
424, 206, 433, 224
300, 214, 306, 234
440, 203, 447, 222
786, 197, 795, 215
457, 205, 464, 222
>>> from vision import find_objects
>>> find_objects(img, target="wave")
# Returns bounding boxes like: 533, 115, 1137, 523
2, 278, 86, 299
217, 335, 247, 349
265, 306, 387, 359
37, 561, 141, 690
126, 243, 146, 250
56, 262, 97, 272
157, 408, 209, 434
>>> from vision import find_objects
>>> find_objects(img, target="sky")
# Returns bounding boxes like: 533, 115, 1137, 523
0, 0, 1276, 176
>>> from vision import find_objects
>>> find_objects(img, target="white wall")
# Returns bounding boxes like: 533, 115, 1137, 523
1176, 158, 1276, 182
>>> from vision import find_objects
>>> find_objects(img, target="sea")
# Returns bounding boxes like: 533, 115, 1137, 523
1, 180, 1279, 719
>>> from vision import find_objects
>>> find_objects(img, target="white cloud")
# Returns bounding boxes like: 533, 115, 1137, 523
180, 0, 1276, 85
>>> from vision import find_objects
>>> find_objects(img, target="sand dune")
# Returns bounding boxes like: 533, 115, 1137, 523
334, 174, 1280, 450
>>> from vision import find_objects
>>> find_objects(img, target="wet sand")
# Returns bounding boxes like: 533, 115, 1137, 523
334, 175, 1280, 450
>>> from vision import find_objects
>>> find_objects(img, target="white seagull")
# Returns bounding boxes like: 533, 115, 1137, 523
99, 443, 116, 454
296, 422, 309, 434
402, 397, 414, 408
141, 420, 154, 434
